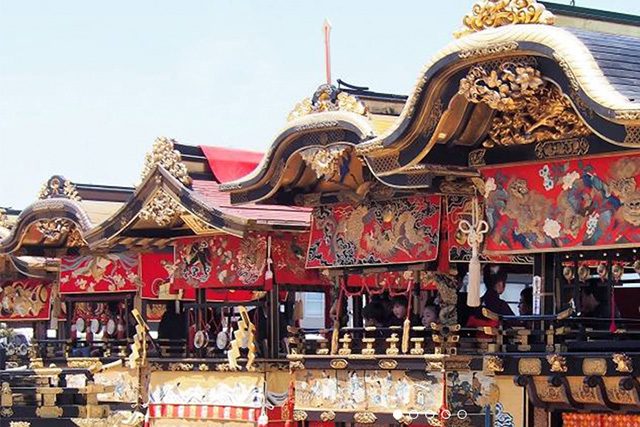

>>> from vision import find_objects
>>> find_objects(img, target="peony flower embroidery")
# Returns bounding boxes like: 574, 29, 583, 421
562, 171, 580, 190
543, 218, 561, 239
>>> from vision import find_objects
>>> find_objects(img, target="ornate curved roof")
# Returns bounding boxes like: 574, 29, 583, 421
0, 139, 310, 256
223, 0, 640, 204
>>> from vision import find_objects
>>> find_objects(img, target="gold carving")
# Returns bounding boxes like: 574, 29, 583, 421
353, 412, 377, 424
36, 218, 75, 245
583, 358, 607, 376
1, 408, 13, 417
459, 59, 590, 147
289, 360, 305, 371
458, 41, 519, 59
616, 110, 640, 121
36, 406, 63, 418
485, 355, 504, 373
608, 386, 635, 404
330, 359, 348, 370
139, 190, 185, 227
67, 358, 101, 369
168, 363, 193, 371
468, 149, 486, 167
553, 53, 579, 92
455, 0, 554, 38
613, 353, 633, 373
624, 126, 640, 145
288, 84, 367, 121
10, 422, 31, 427
299, 146, 348, 180
535, 138, 589, 159
198, 363, 209, 371
378, 359, 398, 370
320, 411, 336, 422
38, 175, 81, 201
293, 410, 308, 422
0, 209, 13, 229
547, 354, 568, 373
141, 136, 192, 186
518, 358, 542, 375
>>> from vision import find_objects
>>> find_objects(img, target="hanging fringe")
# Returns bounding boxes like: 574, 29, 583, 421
264, 235, 273, 291
459, 195, 487, 307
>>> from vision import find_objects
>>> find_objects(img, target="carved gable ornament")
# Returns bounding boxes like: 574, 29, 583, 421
288, 84, 367, 121
141, 137, 192, 186
455, 0, 555, 38
38, 175, 81, 202
458, 58, 590, 147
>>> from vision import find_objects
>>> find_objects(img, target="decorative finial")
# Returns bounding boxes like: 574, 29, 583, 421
38, 175, 81, 201
287, 84, 367, 121
323, 19, 332, 85
454, 0, 555, 39
140, 137, 192, 186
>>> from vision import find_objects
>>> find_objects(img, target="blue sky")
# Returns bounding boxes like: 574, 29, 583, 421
2, 0, 640, 208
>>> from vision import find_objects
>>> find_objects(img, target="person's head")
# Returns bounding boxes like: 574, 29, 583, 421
362, 302, 386, 327
581, 280, 607, 314
518, 287, 533, 315
391, 296, 409, 319
483, 264, 508, 295
421, 305, 439, 327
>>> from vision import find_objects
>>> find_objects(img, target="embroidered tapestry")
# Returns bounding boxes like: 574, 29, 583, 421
306, 195, 441, 268
173, 232, 267, 289
272, 232, 330, 286
447, 195, 533, 264
140, 252, 195, 300
60, 253, 140, 293
0, 280, 51, 321
482, 153, 640, 253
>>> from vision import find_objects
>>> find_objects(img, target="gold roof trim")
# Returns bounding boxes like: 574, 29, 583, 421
358, 24, 640, 158
140, 137, 192, 187
287, 84, 368, 122
455, 0, 555, 39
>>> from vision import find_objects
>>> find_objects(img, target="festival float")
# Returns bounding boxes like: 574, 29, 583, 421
221, 1, 640, 425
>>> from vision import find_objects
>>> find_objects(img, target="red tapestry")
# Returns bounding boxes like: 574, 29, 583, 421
346, 271, 436, 294
140, 252, 195, 300
0, 280, 51, 321
446, 195, 533, 264
173, 232, 267, 289
482, 153, 640, 254
60, 253, 140, 294
563, 413, 640, 427
272, 232, 330, 286
306, 195, 441, 269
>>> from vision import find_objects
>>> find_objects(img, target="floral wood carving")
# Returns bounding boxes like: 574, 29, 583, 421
141, 137, 192, 186
288, 84, 367, 121
455, 0, 554, 38
547, 354, 568, 373
38, 175, 81, 201
140, 190, 185, 227
459, 58, 590, 147
0, 209, 13, 230
299, 146, 348, 180
353, 412, 377, 424
613, 353, 633, 373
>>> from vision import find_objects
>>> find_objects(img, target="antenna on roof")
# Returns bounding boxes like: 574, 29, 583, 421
323, 19, 332, 85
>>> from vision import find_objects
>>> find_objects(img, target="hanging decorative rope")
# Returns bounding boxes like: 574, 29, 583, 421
458, 195, 489, 307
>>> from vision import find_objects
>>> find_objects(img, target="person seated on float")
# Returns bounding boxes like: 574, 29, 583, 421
481, 264, 514, 317
518, 287, 533, 316
158, 301, 186, 354
387, 295, 409, 327
580, 279, 619, 320
363, 301, 386, 328
421, 302, 439, 329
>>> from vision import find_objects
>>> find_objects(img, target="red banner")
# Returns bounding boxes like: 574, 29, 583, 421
446, 195, 533, 264
482, 153, 640, 254
174, 232, 267, 289
60, 253, 140, 294
306, 195, 441, 269
141, 252, 195, 300
272, 232, 330, 286
0, 280, 51, 321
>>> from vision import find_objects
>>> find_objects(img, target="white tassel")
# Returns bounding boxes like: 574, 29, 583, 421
459, 195, 488, 308
467, 246, 481, 307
